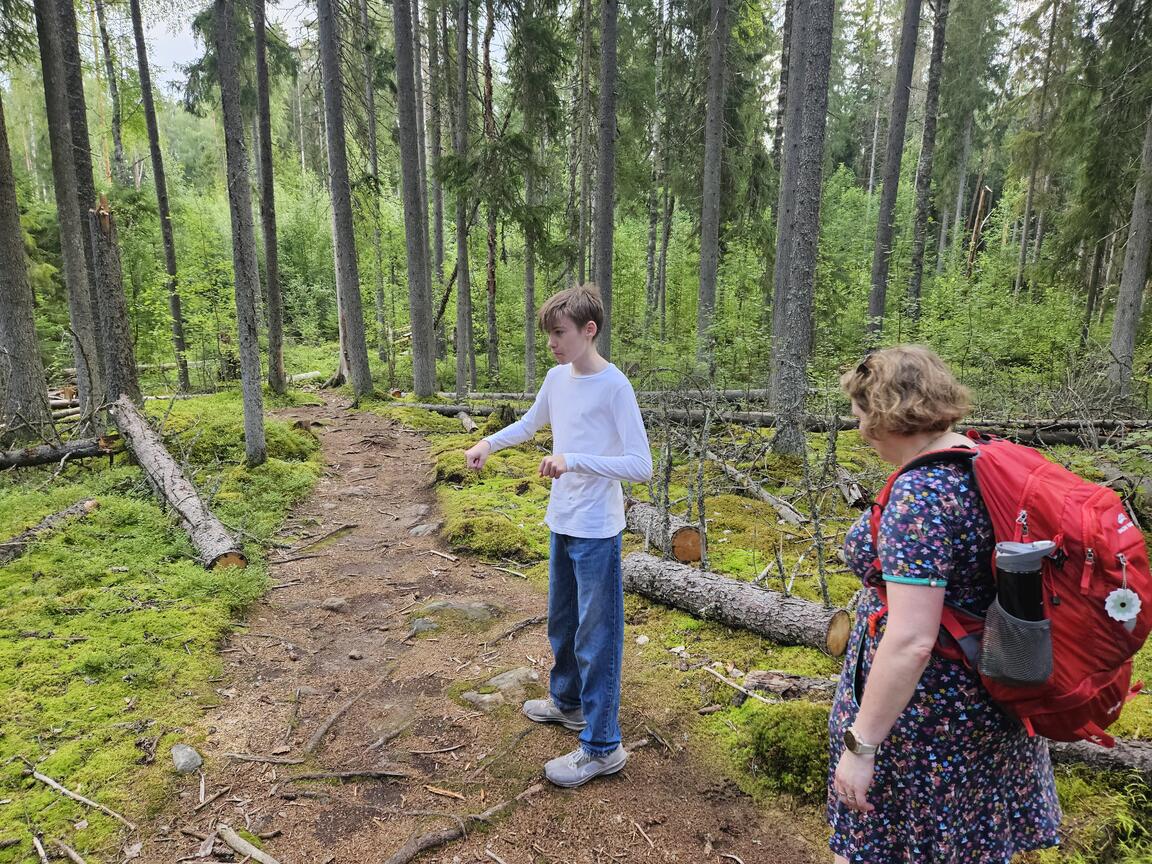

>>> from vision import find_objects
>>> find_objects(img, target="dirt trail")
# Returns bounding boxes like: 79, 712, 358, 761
137, 394, 825, 864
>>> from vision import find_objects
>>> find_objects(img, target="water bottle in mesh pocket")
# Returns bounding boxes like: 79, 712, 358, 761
978, 597, 1053, 687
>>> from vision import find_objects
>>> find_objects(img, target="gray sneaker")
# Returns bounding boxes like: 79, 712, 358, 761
522, 698, 587, 731
544, 745, 628, 788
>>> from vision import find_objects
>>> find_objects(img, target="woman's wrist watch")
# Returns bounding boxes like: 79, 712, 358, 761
843, 727, 880, 757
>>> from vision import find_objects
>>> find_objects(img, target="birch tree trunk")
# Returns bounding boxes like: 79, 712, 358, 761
214, 0, 267, 467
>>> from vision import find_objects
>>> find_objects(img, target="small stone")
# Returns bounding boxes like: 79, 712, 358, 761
321, 596, 350, 613
349, 650, 364, 660
170, 744, 202, 774
405, 618, 439, 639
284, 643, 302, 661
461, 690, 506, 710
408, 521, 442, 537
484, 667, 539, 692
420, 600, 499, 623
635, 635, 650, 646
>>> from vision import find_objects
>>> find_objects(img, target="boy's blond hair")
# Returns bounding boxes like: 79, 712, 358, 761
538, 283, 604, 333
840, 345, 970, 437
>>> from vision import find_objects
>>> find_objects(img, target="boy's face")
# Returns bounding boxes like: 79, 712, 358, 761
546, 314, 597, 365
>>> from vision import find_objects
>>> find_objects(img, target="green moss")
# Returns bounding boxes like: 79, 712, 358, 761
1028, 768, 1152, 863
0, 395, 320, 862
741, 701, 831, 803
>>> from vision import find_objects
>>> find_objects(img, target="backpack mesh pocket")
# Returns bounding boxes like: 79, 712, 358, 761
977, 598, 1053, 687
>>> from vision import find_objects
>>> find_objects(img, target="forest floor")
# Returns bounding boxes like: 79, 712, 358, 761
133, 392, 827, 864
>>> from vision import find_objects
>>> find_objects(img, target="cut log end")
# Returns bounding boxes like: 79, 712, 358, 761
211, 551, 248, 570
670, 526, 702, 563
825, 609, 851, 656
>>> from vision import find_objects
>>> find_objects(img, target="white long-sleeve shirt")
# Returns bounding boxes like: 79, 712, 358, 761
483, 363, 652, 538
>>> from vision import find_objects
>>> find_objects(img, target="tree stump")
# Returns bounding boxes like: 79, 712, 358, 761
622, 552, 850, 655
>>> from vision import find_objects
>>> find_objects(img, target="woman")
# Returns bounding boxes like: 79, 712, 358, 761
828, 345, 1060, 863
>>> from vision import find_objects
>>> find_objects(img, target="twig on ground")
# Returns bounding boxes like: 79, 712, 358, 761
492, 615, 546, 641
485, 850, 510, 864
409, 744, 466, 755
632, 820, 655, 849
51, 839, 88, 864
20, 758, 137, 830
701, 666, 776, 707
382, 783, 545, 864
268, 554, 321, 566
421, 549, 459, 562
303, 676, 386, 755
193, 785, 231, 813
368, 718, 415, 750
293, 523, 358, 553
31, 835, 49, 864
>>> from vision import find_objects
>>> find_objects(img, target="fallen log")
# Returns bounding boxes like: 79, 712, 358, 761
108, 397, 246, 569
287, 370, 324, 383
0, 436, 119, 469
743, 669, 839, 700
622, 552, 850, 656
625, 500, 701, 563
1047, 737, 1152, 783
0, 499, 100, 566
404, 403, 1146, 447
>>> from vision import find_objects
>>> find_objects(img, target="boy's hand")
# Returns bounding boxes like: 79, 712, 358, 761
539, 455, 568, 478
465, 440, 492, 470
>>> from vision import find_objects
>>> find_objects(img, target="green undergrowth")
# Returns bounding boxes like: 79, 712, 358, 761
0, 391, 321, 861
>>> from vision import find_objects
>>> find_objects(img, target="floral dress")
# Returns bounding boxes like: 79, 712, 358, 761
828, 463, 1061, 863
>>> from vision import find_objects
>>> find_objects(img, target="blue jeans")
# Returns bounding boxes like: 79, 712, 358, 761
547, 531, 624, 756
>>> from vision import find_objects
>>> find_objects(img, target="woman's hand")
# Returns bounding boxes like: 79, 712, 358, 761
833, 751, 876, 813
464, 440, 491, 470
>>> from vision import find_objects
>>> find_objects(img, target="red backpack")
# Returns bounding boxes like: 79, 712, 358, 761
868, 431, 1152, 747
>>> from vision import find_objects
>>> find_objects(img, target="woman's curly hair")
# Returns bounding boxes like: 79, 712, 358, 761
840, 345, 970, 437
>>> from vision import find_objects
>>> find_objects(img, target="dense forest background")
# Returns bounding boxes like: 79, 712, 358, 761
2, 0, 1152, 446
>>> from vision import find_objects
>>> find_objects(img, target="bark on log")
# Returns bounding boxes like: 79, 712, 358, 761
1047, 737, 1152, 783
0, 499, 99, 565
0, 436, 118, 469
622, 552, 850, 655
743, 669, 839, 700
108, 396, 246, 569
625, 500, 701, 563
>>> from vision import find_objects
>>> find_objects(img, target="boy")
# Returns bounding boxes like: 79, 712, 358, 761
464, 284, 652, 788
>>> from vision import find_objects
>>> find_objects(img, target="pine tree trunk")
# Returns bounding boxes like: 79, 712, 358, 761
252, 0, 286, 395
56, 0, 102, 336
770, 0, 792, 174
594, 0, 618, 359
428, 0, 444, 281
130, 0, 191, 393
772, 0, 835, 456
866, 0, 921, 340
34, 0, 103, 417
644, 0, 665, 329
317, 0, 373, 397
358, 0, 391, 372
413, 0, 432, 299
0, 92, 51, 443
524, 134, 540, 393
483, 0, 498, 380
577, 0, 592, 285
94, 0, 130, 188
394, 0, 436, 398
1108, 104, 1152, 397
1013, 0, 1060, 298
214, 0, 267, 467
87, 201, 141, 404
905, 0, 949, 324
769, 0, 810, 399
454, 0, 472, 397
697, 0, 730, 356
